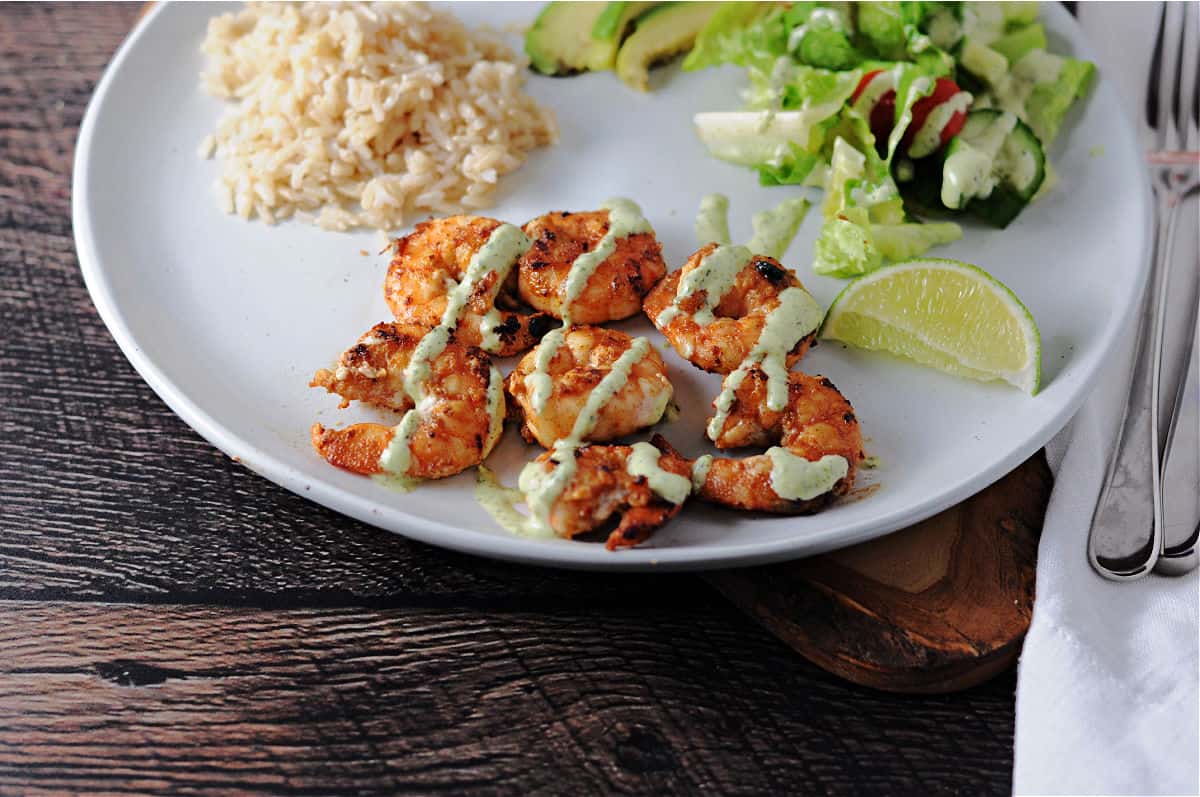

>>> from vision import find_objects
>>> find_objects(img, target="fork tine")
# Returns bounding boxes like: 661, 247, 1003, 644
1187, 3, 1200, 150
1157, 2, 1183, 151
1146, 2, 1166, 135
1169, 1, 1197, 152
1171, 4, 1184, 143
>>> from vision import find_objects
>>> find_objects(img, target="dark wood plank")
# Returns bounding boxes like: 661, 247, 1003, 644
0, 4, 1020, 792
0, 601, 1017, 795
0, 0, 705, 610
710, 455, 1050, 693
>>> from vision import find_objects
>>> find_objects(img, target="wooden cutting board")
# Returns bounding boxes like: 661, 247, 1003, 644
708, 454, 1052, 693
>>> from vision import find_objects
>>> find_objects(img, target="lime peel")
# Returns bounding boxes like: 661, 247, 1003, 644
820, 258, 1041, 394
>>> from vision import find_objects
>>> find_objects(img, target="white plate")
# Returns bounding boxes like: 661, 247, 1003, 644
74, 1, 1150, 571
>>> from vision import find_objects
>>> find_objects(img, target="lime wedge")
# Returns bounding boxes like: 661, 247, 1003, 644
821, 258, 1042, 394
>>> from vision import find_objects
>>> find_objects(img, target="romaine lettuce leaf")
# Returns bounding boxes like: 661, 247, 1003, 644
752, 61, 862, 112
788, 6, 862, 70
1023, 56, 1095, 143
872, 220, 962, 259
682, 3, 786, 73
886, 62, 942, 160
813, 207, 963, 277
813, 208, 883, 277
695, 110, 825, 167
756, 143, 824, 186
857, 2, 909, 60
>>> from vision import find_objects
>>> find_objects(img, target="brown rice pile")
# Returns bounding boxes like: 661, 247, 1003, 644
198, 2, 557, 231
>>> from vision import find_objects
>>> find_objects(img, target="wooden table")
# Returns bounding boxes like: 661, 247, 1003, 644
0, 4, 1019, 793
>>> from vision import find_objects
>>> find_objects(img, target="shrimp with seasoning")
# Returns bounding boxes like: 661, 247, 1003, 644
384, 215, 554, 357
695, 370, 864, 514
518, 207, 667, 324
521, 434, 692, 549
643, 244, 817, 374
507, 327, 674, 448
309, 322, 505, 481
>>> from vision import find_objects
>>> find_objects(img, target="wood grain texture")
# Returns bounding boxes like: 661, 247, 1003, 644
0, 3, 1020, 793
0, 601, 1019, 795
710, 456, 1050, 693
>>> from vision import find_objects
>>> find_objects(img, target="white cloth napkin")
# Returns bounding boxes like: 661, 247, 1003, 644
1013, 5, 1200, 795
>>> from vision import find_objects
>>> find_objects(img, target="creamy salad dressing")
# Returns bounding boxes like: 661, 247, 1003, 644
475, 466, 552, 538
766, 450, 849, 501
746, 197, 810, 260
705, 286, 825, 440
512, 337, 655, 536
852, 69, 895, 114
403, 223, 531, 402
694, 193, 732, 246
941, 111, 1018, 209
626, 442, 691, 505
980, 50, 1065, 118
378, 222, 530, 481
376, 407, 425, 490
479, 306, 504, 353
657, 244, 753, 328
690, 454, 714, 493
524, 198, 653, 414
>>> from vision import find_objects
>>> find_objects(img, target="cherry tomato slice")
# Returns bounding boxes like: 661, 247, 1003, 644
938, 107, 967, 145
851, 70, 897, 153
850, 69, 884, 105
903, 77, 964, 152
869, 92, 897, 151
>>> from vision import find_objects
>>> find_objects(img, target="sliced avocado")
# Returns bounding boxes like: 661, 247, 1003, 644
588, 2, 661, 70
525, 2, 610, 76
616, 2, 722, 91
593, 1, 659, 40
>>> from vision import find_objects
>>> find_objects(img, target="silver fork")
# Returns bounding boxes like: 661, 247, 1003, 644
1152, 1, 1200, 575
1088, 1, 1200, 581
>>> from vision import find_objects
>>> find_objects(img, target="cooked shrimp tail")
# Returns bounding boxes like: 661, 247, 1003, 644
606, 505, 675, 550
310, 322, 427, 412
311, 422, 391, 475
604, 434, 691, 549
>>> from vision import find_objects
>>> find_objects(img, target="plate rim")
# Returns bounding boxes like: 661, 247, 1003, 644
73, 1, 1153, 572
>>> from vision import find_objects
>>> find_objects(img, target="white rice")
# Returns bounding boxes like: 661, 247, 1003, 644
199, 2, 558, 232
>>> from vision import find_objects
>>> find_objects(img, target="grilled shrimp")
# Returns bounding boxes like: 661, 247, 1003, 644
523, 434, 692, 549
643, 244, 816, 374
518, 208, 667, 324
507, 327, 674, 448
309, 322, 505, 480
696, 369, 864, 514
384, 215, 554, 357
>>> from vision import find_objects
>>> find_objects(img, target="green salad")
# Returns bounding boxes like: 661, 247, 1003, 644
685, 1, 1095, 276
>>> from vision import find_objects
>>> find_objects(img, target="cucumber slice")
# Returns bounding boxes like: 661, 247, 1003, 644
942, 108, 1045, 227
